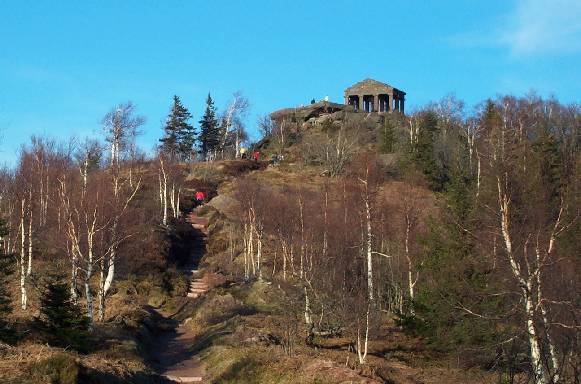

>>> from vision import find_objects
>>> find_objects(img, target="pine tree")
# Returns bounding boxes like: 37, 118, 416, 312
160, 95, 196, 160
0, 219, 14, 342
413, 111, 446, 191
37, 275, 91, 352
532, 123, 563, 214
404, 171, 504, 352
379, 115, 396, 153
198, 93, 220, 159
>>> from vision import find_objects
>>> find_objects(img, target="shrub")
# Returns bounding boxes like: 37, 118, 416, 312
36, 276, 91, 353
31, 354, 81, 384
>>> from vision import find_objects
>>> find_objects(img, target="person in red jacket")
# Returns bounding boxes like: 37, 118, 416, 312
194, 191, 205, 206
252, 151, 260, 162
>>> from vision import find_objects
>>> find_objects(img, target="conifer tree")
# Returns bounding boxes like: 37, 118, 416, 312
0, 219, 14, 342
379, 115, 396, 153
37, 275, 91, 352
160, 95, 196, 160
198, 93, 220, 159
413, 111, 446, 191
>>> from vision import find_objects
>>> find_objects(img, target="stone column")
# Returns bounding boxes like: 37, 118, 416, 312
373, 95, 379, 112
401, 98, 405, 114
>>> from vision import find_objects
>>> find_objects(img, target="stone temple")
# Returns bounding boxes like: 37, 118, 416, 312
344, 78, 406, 113
270, 78, 406, 126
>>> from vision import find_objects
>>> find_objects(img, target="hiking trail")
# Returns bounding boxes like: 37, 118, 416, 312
153, 210, 210, 383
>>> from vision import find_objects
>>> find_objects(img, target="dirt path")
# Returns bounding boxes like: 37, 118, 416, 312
153, 211, 210, 383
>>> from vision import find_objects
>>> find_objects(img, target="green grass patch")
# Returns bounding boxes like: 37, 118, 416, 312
229, 281, 281, 314
28, 354, 81, 384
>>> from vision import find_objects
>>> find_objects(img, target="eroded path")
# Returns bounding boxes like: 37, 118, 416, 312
153, 210, 210, 383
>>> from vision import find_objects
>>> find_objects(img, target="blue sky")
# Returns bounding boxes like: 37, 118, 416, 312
1, 0, 579, 165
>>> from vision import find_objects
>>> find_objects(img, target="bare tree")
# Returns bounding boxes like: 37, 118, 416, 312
257, 114, 273, 138
101, 102, 144, 166
478, 97, 578, 383
219, 91, 249, 158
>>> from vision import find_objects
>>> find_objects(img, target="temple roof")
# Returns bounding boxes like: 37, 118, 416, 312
344, 78, 405, 95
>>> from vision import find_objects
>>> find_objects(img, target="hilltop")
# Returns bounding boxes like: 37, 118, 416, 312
0, 92, 578, 384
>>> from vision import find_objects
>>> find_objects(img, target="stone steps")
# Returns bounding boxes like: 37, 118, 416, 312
185, 212, 209, 301
164, 374, 203, 382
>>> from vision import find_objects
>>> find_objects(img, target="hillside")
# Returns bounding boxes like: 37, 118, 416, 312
0, 94, 578, 384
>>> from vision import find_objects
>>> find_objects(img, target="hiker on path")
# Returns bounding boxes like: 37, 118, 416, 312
240, 147, 247, 159
252, 151, 260, 162
194, 191, 205, 206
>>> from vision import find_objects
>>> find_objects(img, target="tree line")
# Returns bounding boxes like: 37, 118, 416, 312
0, 90, 249, 338
159, 92, 249, 161
226, 93, 579, 384
0, 91, 577, 383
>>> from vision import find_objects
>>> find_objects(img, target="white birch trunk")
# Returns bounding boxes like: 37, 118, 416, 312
304, 286, 312, 325
170, 183, 176, 218
70, 245, 78, 301
476, 151, 481, 198
363, 183, 374, 302
103, 249, 115, 295
20, 199, 27, 310
254, 220, 263, 280
85, 222, 95, 324
404, 211, 418, 314
158, 173, 163, 216
176, 188, 181, 217
536, 241, 561, 382
243, 221, 250, 280
27, 202, 32, 276
281, 238, 287, 281
249, 214, 255, 277
85, 272, 94, 324
497, 177, 546, 384
356, 308, 370, 364
235, 129, 241, 159
524, 284, 545, 384
98, 259, 106, 321
160, 159, 168, 226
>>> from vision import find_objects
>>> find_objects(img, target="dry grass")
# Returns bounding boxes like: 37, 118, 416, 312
0, 267, 174, 382
185, 163, 499, 384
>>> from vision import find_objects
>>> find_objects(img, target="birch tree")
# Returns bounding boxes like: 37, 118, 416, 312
219, 91, 249, 158
58, 174, 106, 324
101, 102, 144, 166
479, 97, 578, 383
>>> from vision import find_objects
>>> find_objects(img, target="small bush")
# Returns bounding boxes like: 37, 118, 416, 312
36, 276, 91, 353
395, 312, 430, 338
31, 354, 80, 384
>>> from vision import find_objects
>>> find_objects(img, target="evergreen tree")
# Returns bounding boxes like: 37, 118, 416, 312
379, 114, 396, 153
532, 123, 564, 214
403, 170, 505, 353
198, 93, 220, 158
412, 111, 447, 191
0, 219, 14, 342
160, 95, 196, 160
36, 275, 91, 353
